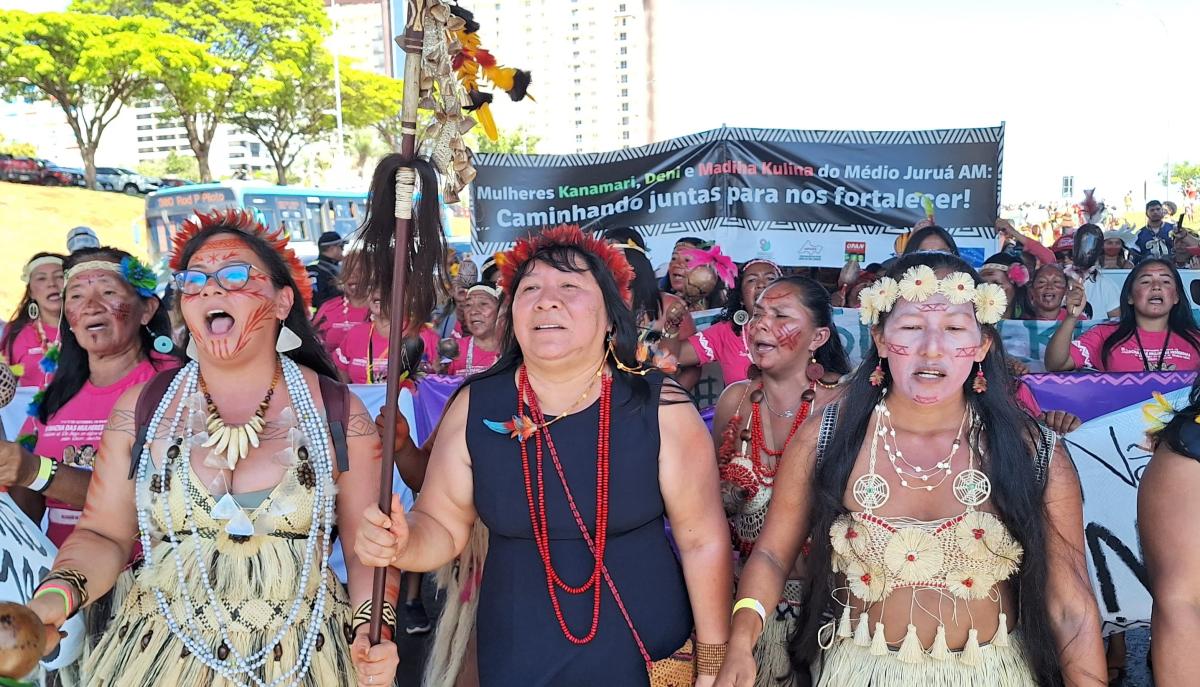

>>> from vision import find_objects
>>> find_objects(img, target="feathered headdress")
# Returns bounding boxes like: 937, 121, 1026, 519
682, 245, 737, 288
496, 225, 634, 305
450, 4, 533, 141
169, 209, 312, 308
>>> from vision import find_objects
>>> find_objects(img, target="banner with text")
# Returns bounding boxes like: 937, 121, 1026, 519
471, 126, 1004, 267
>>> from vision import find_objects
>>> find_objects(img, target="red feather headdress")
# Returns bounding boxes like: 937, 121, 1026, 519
496, 225, 633, 305
169, 209, 313, 308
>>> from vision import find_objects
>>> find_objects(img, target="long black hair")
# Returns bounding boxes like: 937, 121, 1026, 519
172, 224, 338, 380
602, 227, 660, 325
39, 248, 180, 422
790, 251, 1065, 686
461, 240, 650, 404
1155, 374, 1200, 456
982, 252, 1027, 319
748, 276, 850, 378
1099, 258, 1200, 368
715, 260, 779, 337
2, 252, 64, 361
902, 225, 960, 255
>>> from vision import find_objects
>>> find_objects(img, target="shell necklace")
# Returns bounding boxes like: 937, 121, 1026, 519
199, 362, 281, 469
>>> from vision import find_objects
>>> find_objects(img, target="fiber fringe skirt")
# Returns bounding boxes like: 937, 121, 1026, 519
814, 631, 1036, 687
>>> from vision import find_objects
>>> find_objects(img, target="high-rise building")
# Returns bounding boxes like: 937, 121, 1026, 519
467, 0, 654, 154
326, 0, 389, 76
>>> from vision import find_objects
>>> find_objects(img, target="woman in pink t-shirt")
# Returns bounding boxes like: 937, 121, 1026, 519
1, 252, 65, 388
312, 251, 369, 360
0, 247, 180, 547
446, 282, 503, 376
675, 259, 782, 386
335, 289, 440, 383
1022, 264, 1070, 322
1046, 258, 1200, 372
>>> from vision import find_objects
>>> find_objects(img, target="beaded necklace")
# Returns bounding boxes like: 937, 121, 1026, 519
516, 366, 654, 672
135, 358, 336, 687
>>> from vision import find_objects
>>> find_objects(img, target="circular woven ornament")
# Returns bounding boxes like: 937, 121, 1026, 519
852, 473, 890, 510
953, 469, 992, 507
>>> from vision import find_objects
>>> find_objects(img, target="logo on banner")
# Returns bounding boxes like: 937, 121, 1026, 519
844, 241, 867, 263
797, 241, 824, 262
759, 239, 772, 252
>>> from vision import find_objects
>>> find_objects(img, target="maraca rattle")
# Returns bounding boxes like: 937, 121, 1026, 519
0, 602, 46, 686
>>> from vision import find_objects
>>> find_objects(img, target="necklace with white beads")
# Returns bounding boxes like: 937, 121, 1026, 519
134, 358, 336, 687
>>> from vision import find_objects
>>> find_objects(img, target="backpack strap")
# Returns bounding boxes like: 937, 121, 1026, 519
1033, 423, 1056, 488
319, 374, 351, 474
129, 367, 183, 480
815, 401, 841, 468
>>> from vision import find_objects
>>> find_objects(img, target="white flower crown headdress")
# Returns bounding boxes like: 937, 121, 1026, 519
858, 265, 1008, 326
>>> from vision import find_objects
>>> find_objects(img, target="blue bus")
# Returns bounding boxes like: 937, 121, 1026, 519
145, 182, 368, 263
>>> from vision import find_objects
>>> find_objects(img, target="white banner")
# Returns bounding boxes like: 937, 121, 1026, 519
0, 493, 85, 672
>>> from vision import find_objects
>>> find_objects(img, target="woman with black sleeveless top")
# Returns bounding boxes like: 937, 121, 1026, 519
356, 225, 732, 686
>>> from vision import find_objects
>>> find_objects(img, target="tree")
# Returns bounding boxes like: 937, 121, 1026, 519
0, 11, 185, 188
1163, 161, 1200, 188
470, 126, 541, 155
73, 0, 330, 183
339, 64, 404, 150
349, 129, 384, 177
137, 150, 200, 179
228, 33, 337, 185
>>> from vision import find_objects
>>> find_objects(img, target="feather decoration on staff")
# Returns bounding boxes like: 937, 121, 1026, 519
449, 4, 534, 141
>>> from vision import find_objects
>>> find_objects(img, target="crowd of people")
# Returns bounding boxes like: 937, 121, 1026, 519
1, 199, 1199, 687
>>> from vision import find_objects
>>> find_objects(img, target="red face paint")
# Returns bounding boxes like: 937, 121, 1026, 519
886, 343, 911, 356
183, 236, 283, 361
915, 303, 950, 312
954, 346, 981, 358
773, 323, 804, 351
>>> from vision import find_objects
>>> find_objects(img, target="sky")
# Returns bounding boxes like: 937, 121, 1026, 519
7, 0, 1198, 205
652, 0, 1200, 204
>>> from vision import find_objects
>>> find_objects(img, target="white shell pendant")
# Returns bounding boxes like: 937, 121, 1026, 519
225, 509, 255, 537
210, 492, 240, 521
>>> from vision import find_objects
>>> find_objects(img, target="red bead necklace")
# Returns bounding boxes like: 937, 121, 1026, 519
747, 382, 814, 483
516, 366, 653, 668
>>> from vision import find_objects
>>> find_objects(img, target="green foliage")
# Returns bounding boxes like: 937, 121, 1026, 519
340, 64, 404, 149
470, 126, 541, 155
0, 10, 181, 188
72, 0, 330, 183
0, 133, 37, 157
1164, 161, 1200, 187
136, 150, 199, 179
228, 31, 337, 185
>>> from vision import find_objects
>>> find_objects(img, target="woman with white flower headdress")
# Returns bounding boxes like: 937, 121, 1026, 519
717, 251, 1104, 687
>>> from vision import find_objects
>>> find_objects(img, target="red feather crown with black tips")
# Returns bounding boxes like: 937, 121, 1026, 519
169, 209, 313, 308
495, 225, 634, 305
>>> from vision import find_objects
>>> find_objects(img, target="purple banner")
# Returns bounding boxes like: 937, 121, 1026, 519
1025, 372, 1196, 424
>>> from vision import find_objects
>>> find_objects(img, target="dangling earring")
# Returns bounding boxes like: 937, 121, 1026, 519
148, 327, 174, 354
805, 354, 825, 382
869, 361, 886, 387
732, 310, 750, 326
27, 301, 39, 320
972, 365, 988, 394
186, 337, 199, 360
609, 331, 650, 376
276, 321, 303, 352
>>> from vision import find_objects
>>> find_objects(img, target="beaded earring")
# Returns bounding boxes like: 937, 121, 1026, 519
869, 361, 886, 387
972, 365, 987, 394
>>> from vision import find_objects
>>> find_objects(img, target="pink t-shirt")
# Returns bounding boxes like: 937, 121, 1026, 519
7, 322, 58, 388
687, 321, 751, 385
313, 297, 369, 360
335, 322, 441, 383
1069, 324, 1200, 372
446, 336, 501, 377
22, 359, 165, 547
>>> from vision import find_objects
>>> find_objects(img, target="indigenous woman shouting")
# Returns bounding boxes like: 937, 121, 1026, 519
18, 211, 399, 687
718, 252, 1104, 687
2, 252, 65, 388
710, 276, 850, 687
356, 225, 733, 686
1045, 258, 1200, 372
2, 248, 176, 547
673, 259, 782, 387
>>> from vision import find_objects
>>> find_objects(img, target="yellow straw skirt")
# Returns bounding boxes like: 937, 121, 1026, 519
814, 632, 1036, 687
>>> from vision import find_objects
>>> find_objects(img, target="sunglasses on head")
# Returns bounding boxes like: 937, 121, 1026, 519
174, 263, 264, 295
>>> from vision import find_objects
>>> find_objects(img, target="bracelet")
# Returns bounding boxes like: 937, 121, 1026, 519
34, 584, 75, 619
26, 455, 58, 493
40, 568, 89, 612
695, 641, 728, 676
732, 597, 767, 628
350, 599, 398, 636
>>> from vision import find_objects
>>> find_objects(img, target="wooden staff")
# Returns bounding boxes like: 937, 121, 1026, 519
370, 0, 425, 646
